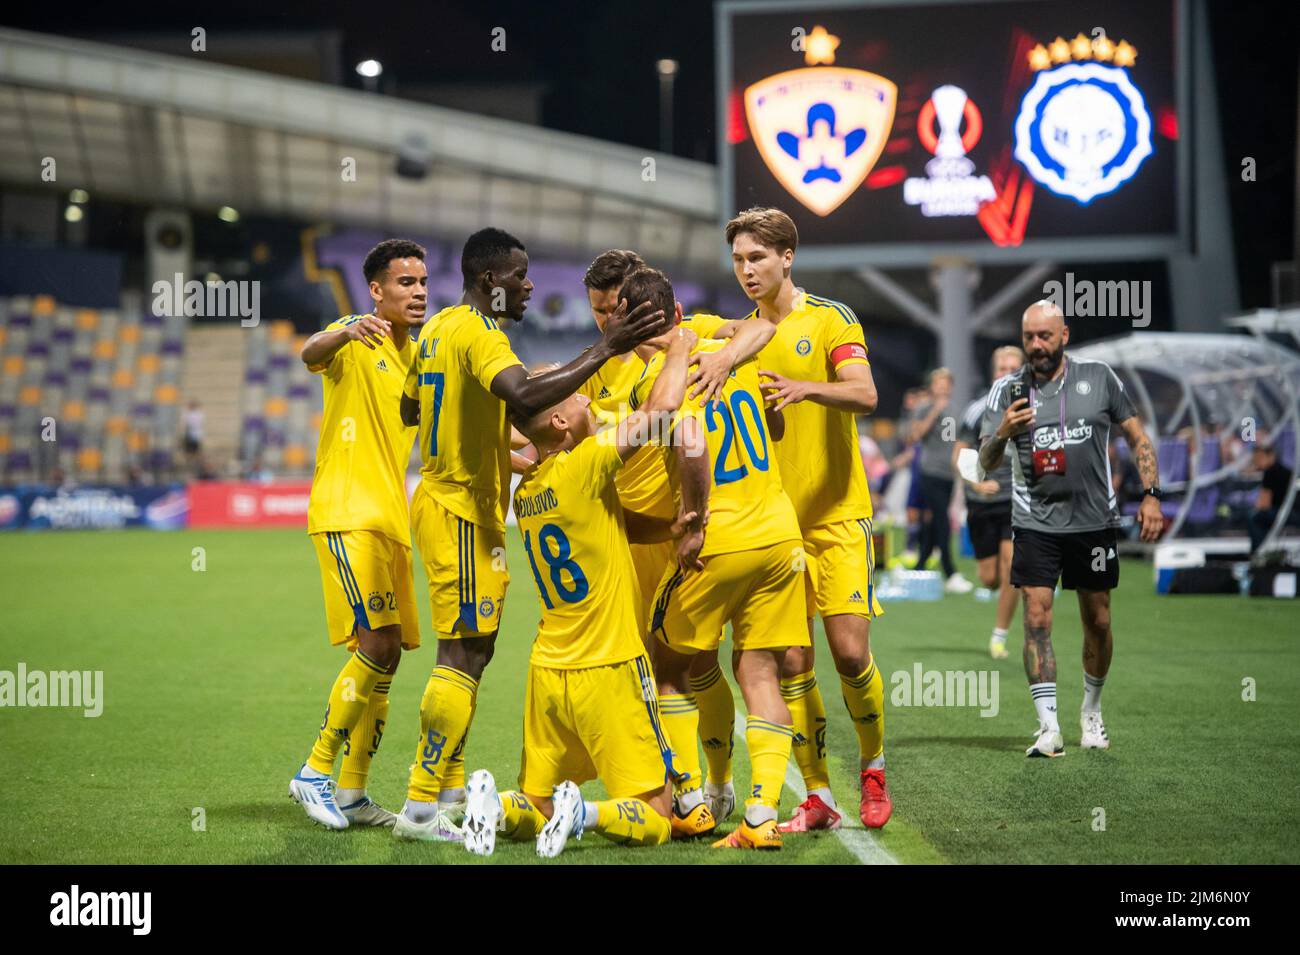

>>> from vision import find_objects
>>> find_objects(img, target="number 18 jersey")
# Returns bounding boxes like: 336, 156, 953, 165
513, 437, 645, 669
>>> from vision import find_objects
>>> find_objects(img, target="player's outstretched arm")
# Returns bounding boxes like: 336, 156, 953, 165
687, 318, 776, 402
1120, 414, 1164, 542
759, 361, 877, 414
673, 415, 709, 572
301, 314, 389, 369
489, 299, 668, 417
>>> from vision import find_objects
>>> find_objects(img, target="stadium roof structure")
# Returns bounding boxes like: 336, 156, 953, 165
0, 28, 721, 276
1072, 332, 1300, 547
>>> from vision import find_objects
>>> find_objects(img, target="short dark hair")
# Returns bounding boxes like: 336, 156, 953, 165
461, 227, 526, 289
618, 267, 675, 322
584, 250, 645, 292
363, 239, 426, 284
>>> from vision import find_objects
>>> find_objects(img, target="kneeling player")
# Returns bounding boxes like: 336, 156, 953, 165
460, 324, 695, 858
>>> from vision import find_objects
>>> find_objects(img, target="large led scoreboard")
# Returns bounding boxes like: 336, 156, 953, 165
716, 0, 1190, 265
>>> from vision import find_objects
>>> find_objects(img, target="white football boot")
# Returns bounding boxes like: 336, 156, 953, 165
289, 766, 349, 830
463, 770, 503, 857
393, 807, 464, 843
1080, 710, 1111, 750
989, 634, 1009, 659
536, 781, 585, 859
704, 779, 736, 823
945, 573, 975, 595
1025, 721, 1065, 758
339, 795, 398, 828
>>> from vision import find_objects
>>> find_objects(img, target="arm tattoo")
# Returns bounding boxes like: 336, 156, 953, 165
979, 435, 1008, 473
1023, 625, 1057, 684
1133, 435, 1159, 488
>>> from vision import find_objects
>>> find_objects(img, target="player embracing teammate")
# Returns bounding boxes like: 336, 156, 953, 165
728, 208, 893, 831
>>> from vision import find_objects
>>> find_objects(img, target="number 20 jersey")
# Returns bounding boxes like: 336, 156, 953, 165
631, 338, 801, 558
513, 437, 645, 669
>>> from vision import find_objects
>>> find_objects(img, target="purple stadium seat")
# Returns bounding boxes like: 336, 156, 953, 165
52, 327, 75, 344
7, 450, 31, 469
44, 371, 68, 388
245, 369, 268, 385
26, 341, 50, 357
269, 353, 292, 369
288, 383, 312, 399
70, 356, 93, 373
141, 312, 165, 327
62, 434, 82, 451
1276, 426, 1296, 470
244, 415, 266, 432
132, 403, 154, 418
265, 430, 286, 447
88, 386, 111, 403
0, 404, 15, 419
1157, 438, 1189, 485
161, 339, 184, 356
9, 313, 32, 328
149, 450, 172, 469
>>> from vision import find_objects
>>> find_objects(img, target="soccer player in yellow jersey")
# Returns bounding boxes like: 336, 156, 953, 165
456, 326, 695, 859
289, 239, 426, 831
578, 250, 777, 824
728, 207, 893, 831
393, 228, 671, 842
617, 267, 809, 851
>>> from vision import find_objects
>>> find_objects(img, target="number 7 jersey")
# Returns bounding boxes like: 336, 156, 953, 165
513, 437, 646, 669
631, 338, 801, 558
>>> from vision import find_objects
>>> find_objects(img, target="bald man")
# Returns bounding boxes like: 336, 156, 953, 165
979, 301, 1163, 758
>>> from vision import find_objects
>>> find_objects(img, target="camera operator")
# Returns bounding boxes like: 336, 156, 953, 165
979, 301, 1163, 758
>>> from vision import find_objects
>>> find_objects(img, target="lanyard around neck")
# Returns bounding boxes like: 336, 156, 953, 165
1030, 357, 1068, 434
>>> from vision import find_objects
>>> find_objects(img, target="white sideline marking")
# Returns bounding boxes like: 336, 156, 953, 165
734, 709, 899, 865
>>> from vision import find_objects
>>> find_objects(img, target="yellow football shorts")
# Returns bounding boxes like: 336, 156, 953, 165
649, 540, 811, 654
311, 530, 420, 649
411, 485, 509, 638
519, 654, 675, 800
803, 518, 884, 619
630, 539, 675, 639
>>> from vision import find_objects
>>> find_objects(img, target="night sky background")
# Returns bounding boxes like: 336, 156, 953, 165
2, 0, 1296, 309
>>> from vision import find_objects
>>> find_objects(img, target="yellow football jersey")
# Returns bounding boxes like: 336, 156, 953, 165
577, 315, 732, 523
403, 304, 523, 532
306, 315, 417, 546
513, 437, 645, 669
632, 338, 800, 557
752, 292, 874, 529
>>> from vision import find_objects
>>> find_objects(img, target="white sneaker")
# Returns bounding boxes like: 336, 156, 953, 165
463, 770, 503, 857
989, 634, 1009, 659
703, 779, 736, 823
536, 781, 584, 859
945, 573, 975, 594
1080, 710, 1111, 750
339, 795, 398, 828
1025, 721, 1065, 758
289, 766, 348, 830
393, 808, 464, 843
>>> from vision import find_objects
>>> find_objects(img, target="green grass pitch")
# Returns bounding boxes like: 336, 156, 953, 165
1, 528, 1297, 864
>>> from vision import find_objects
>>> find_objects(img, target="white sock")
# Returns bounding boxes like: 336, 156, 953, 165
1083, 672, 1105, 713
336, 787, 365, 806
864, 755, 885, 771
1030, 682, 1059, 732
991, 627, 1009, 641
745, 803, 777, 826
676, 788, 704, 813
809, 786, 838, 811
402, 798, 439, 823
582, 801, 599, 830
299, 764, 328, 780
439, 787, 466, 807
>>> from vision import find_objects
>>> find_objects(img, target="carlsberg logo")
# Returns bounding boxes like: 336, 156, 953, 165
1033, 419, 1094, 448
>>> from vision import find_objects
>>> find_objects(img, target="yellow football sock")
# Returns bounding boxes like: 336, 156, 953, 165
499, 791, 548, 841
745, 716, 794, 814
780, 670, 831, 792
690, 666, 735, 785
337, 675, 391, 790
406, 666, 478, 803
594, 799, 671, 846
840, 657, 885, 763
658, 693, 703, 796
440, 699, 475, 796
307, 650, 387, 776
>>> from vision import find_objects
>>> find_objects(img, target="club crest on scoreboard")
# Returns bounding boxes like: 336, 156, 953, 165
1013, 34, 1153, 205
745, 66, 897, 216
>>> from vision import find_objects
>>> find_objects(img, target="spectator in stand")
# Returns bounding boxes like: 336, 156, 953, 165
1249, 443, 1295, 553
182, 401, 205, 475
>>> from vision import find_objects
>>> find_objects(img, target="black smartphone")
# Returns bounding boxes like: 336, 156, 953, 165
1007, 378, 1027, 405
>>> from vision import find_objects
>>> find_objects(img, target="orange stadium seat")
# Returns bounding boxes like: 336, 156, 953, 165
76, 309, 99, 330
76, 448, 102, 472
121, 325, 141, 344
154, 384, 179, 404
264, 396, 289, 417
0, 434, 10, 454
33, 295, 56, 316
63, 400, 86, 421
283, 445, 308, 468
112, 369, 134, 389
137, 353, 160, 373
94, 339, 116, 360
105, 416, 128, 436
3, 355, 22, 376
270, 320, 294, 342
19, 384, 41, 405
